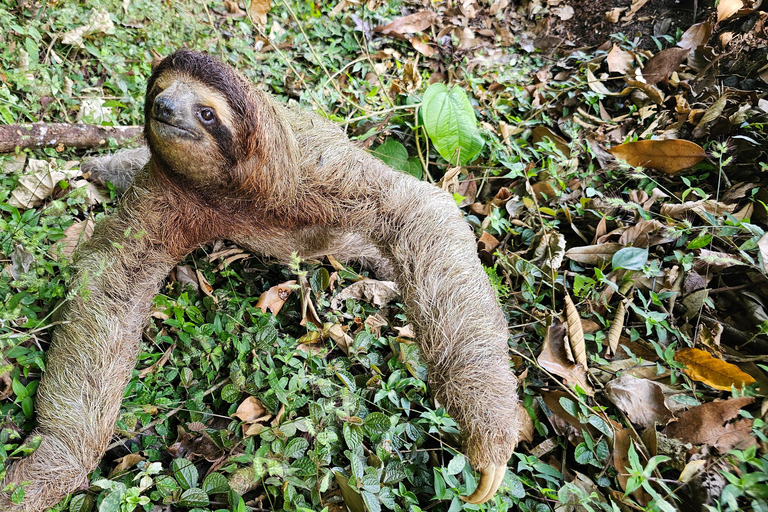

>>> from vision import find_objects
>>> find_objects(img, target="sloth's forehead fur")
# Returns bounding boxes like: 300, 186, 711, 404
151, 70, 235, 129
145, 49, 256, 129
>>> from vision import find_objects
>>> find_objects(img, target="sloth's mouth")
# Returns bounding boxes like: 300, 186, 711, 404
151, 117, 198, 138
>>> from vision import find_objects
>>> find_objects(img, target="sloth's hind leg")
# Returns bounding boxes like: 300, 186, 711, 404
81, 146, 150, 194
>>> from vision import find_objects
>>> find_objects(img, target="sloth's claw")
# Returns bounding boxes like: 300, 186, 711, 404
460, 464, 506, 504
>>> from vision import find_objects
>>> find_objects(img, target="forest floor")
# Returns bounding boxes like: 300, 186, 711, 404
1, 0, 768, 511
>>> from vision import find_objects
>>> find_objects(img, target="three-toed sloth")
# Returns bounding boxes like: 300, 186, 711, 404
1, 50, 521, 510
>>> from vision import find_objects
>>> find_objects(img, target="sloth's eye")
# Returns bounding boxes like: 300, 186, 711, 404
198, 108, 217, 124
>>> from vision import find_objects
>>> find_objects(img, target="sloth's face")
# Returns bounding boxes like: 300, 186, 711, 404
146, 71, 237, 186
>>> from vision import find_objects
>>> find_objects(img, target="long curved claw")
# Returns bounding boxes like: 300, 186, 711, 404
460, 464, 506, 504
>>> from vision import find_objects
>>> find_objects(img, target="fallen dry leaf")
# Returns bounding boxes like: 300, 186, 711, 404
675, 347, 756, 391
608, 139, 707, 174
61, 9, 114, 48
564, 292, 587, 368
607, 300, 627, 355
605, 375, 674, 428
565, 242, 623, 266
248, 0, 271, 26
532, 126, 571, 158
234, 396, 270, 422
538, 321, 593, 395
677, 21, 713, 50
9, 159, 66, 209
607, 45, 634, 74
256, 280, 297, 315
641, 47, 689, 85
330, 279, 399, 310
374, 11, 437, 36
50, 217, 94, 259
663, 397, 756, 452
717, 0, 745, 22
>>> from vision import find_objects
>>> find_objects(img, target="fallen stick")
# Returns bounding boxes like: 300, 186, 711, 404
0, 123, 142, 152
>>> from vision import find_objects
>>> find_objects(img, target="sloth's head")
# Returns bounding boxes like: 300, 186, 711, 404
144, 50, 280, 192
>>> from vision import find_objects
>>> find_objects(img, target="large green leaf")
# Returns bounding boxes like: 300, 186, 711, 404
422, 83, 484, 165
373, 139, 423, 179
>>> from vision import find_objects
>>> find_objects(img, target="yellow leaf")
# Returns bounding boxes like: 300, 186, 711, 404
609, 139, 707, 174
675, 347, 756, 391
717, 0, 744, 22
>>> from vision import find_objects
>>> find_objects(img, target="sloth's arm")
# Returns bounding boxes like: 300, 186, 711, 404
1, 190, 177, 512
81, 146, 150, 194
365, 170, 522, 503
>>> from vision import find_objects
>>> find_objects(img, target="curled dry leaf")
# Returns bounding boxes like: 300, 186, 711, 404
565, 242, 623, 266
256, 280, 297, 315
537, 321, 594, 395
607, 300, 627, 356
660, 199, 737, 221
604, 375, 674, 428
674, 347, 756, 391
564, 292, 587, 368
608, 139, 707, 174
9, 159, 66, 209
717, 0, 745, 22
234, 396, 270, 422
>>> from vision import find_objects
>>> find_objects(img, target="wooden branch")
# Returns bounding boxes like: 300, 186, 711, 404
0, 123, 143, 153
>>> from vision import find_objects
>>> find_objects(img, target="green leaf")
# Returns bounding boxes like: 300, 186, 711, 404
69, 493, 94, 512
172, 458, 199, 490
179, 488, 210, 508
364, 412, 391, 434
612, 247, 649, 270
445, 454, 466, 476
220, 384, 241, 403
373, 139, 409, 170
506, 471, 526, 499
284, 437, 310, 459
202, 473, 230, 494
422, 83, 484, 165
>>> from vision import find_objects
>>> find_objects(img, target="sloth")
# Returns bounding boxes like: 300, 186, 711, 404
1, 50, 521, 510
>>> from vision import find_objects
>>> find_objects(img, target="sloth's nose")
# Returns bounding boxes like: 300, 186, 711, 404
153, 96, 176, 122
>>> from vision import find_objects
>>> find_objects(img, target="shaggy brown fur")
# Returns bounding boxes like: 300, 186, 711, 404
1, 50, 521, 510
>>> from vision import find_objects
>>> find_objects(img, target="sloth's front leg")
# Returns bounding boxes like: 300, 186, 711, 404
81, 145, 150, 194
366, 170, 522, 504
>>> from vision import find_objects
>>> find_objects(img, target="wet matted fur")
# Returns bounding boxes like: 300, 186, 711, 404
1, 50, 522, 510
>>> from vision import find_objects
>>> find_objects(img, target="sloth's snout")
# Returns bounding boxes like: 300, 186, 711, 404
153, 96, 177, 123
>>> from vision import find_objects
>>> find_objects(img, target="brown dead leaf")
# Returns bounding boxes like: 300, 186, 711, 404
374, 11, 437, 36
234, 396, 270, 422
678, 21, 713, 50
331, 279, 399, 310
256, 280, 296, 315
675, 347, 756, 391
478, 231, 500, 253
623, 79, 665, 105
108, 453, 145, 477
9, 159, 67, 209
663, 397, 756, 452
692, 93, 728, 138
328, 323, 354, 354
565, 242, 623, 266
695, 249, 744, 273
608, 139, 707, 174
538, 321, 594, 395
642, 47, 689, 85
532, 126, 571, 157
660, 200, 737, 221
717, 0, 745, 22
248, 0, 271, 27
50, 217, 94, 259
605, 375, 674, 428
607, 45, 634, 74
564, 292, 587, 368
607, 300, 627, 355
